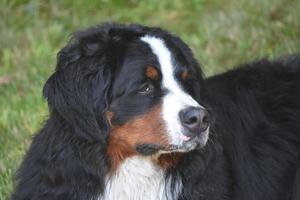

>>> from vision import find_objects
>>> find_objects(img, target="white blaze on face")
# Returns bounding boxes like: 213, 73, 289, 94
141, 35, 202, 145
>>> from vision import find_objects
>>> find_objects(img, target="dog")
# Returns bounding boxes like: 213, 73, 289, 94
11, 23, 300, 200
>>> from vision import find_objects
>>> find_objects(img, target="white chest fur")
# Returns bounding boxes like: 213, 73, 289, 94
99, 156, 182, 200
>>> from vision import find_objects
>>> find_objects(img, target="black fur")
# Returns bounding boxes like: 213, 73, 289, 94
11, 23, 300, 200
172, 55, 300, 200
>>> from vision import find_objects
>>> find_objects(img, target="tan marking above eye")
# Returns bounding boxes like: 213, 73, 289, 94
146, 66, 159, 80
181, 70, 189, 80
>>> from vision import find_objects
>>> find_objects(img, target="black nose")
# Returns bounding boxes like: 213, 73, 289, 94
179, 107, 210, 132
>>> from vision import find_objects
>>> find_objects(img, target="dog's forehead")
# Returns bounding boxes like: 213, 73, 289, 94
123, 40, 160, 71
111, 40, 159, 89
125, 34, 189, 69
139, 35, 190, 82
111, 34, 192, 96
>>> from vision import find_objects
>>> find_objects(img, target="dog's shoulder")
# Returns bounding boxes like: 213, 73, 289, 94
201, 55, 300, 199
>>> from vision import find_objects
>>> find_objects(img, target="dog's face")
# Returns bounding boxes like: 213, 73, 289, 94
44, 24, 211, 169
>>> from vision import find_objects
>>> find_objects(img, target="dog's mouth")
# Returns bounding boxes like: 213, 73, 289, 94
136, 131, 209, 156
161, 141, 198, 153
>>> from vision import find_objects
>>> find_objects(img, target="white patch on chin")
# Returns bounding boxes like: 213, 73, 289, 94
141, 36, 203, 146
99, 156, 182, 200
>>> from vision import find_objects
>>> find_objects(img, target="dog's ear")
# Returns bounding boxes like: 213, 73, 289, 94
43, 26, 116, 142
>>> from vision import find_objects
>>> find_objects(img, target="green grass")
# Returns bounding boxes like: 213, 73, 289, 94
0, 0, 299, 199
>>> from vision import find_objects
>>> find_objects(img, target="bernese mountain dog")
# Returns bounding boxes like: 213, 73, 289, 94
11, 23, 300, 200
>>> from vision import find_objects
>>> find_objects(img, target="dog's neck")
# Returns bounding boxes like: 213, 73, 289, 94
99, 155, 182, 200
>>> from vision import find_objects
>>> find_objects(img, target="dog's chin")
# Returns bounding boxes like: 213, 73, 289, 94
160, 133, 208, 154
159, 142, 198, 154
136, 131, 209, 156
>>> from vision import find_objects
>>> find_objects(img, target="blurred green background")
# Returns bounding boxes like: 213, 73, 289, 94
0, 0, 299, 199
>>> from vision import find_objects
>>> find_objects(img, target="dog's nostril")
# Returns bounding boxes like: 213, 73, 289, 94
200, 118, 209, 132
179, 107, 210, 132
199, 110, 211, 132
179, 107, 201, 130
202, 112, 211, 124
187, 116, 198, 124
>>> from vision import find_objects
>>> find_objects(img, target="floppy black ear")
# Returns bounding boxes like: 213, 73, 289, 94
43, 26, 115, 142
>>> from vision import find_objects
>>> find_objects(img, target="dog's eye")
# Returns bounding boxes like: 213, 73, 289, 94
138, 82, 155, 95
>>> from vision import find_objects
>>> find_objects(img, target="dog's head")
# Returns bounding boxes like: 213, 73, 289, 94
44, 24, 211, 170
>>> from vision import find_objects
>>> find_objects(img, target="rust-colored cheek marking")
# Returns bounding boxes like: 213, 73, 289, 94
107, 105, 170, 171
146, 66, 159, 80
157, 153, 184, 169
181, 70, 189, 80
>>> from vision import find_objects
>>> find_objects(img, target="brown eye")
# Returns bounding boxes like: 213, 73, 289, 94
138, 82, 155, 95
